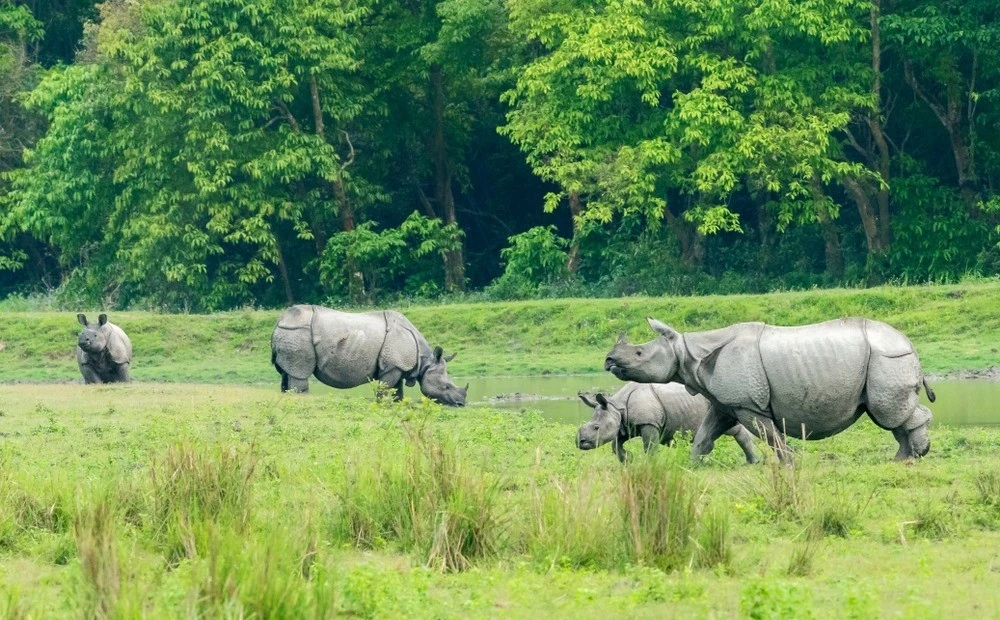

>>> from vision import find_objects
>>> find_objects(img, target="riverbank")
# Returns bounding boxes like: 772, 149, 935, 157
2, 280, 999, 383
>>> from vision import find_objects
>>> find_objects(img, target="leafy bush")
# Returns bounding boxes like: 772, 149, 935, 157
487, 226, 573, 298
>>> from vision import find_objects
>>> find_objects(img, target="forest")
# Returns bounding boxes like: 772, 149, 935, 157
1, 0, 998, 310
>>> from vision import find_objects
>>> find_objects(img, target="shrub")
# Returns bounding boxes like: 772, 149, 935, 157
334, 426, 505, 572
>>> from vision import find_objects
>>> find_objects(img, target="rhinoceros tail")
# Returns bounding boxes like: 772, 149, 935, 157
922, 377, 936, 403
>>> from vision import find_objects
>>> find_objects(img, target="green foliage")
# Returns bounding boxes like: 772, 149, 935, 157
741, 579, 814, 620
487, 225, 573, 298
334, 423, 505, 572
321, 212, 463, 302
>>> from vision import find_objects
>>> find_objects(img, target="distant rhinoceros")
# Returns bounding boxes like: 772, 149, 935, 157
76, 313, 133, 384
604, 317, 935, 462
577, 382, 758, 464
271, 305, 467, 406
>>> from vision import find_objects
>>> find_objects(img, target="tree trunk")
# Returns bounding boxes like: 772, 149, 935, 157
664, 205, 703, 267
429, 64, 465, 292
869, 2, 892, 250
842, 176, 882, 256
274, 239, 295, 305
567, 192, 582, 273
902, 59, 979, 206
310, 75, 364, 303
811, 178, 844, 279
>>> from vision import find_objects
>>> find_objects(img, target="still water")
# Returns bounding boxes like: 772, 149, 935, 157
462, 375, 1000, 427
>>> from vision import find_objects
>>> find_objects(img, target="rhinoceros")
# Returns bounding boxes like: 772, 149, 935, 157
604, 317, 935, 462
271, 305, 467, 406
577, 382, 759, 464
76, 313, 133, 384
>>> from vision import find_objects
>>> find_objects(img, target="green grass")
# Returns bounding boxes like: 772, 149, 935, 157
0, 383, 998, 617
2, 280, 1000, 382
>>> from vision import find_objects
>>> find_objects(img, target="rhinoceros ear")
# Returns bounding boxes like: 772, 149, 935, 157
647, 317, 679, 340
433, 346, 444, 363
578, 392, 598, 408
98, 314, 108, 326
595, 393, 609, 407
444, 352, 457, 363
616, 332, 627, 344
77, 313, 88, 327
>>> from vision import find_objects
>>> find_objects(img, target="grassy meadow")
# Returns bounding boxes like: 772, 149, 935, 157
0, 383, 997, 617
2, 280, 1000, 382
0, 282, 999, 616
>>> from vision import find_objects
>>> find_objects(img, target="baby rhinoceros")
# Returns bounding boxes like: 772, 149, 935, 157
577, 383, 758, 464
76, 313, 133, 384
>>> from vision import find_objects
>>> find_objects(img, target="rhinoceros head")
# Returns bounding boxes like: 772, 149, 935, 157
576, 392, 622, 450
419, 346, 468, 407
77, 313, 110, 354
603, 317, 680, 383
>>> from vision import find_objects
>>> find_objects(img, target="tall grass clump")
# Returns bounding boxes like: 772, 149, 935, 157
619, 453, 702, 571
0, 468, 73, 552
146, 441, 257, 561
528, 467, 623, 569
191, 524, 337, 618
972, 469, 1000, 529
810, 482, 873, 538
74, 499, 121, 618
695, 506, 733, 569
335, 426, 505, 572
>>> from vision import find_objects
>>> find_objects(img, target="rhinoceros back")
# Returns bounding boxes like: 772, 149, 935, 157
759, 318, 869, 438
272, 305, 319, 380
310, 308, 385, 389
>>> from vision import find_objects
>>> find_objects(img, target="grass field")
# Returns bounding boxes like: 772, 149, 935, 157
2, 280, 1000, 383
0, 383, 998, 617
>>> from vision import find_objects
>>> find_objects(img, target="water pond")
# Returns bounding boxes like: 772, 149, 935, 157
463, 375, 1000, 427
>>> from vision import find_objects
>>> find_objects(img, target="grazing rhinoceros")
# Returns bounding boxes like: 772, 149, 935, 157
76, 313, 133, 384
604, 317, 935, 462
271, 305, 467, 406
576, 382, 759, 464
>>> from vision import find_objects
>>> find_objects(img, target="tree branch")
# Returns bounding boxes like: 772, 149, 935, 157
903, 60, 951, 130
339, 130, 355, 172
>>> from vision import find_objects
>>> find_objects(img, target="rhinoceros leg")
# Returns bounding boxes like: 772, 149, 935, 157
891, 427, 913, 460
113, 363, 130, 383
80, 363, 102, 385
692, 406, 739, 461
284, 376, 310, 393
742, 412, 793, 464
724, 425, 760, 464
639, 425, 662, 453
611, 434, 631, 464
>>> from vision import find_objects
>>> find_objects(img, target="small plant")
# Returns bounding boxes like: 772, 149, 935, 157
74, 499, 121, 618
740, 578, 814, 619
911, 494, 957, 540
334, 426, 506, 572
695, 505, 732, 569
785, 527, 821, 577
619, 452, 702, 571
810, 483, 874, 538
146, 442, 257, 561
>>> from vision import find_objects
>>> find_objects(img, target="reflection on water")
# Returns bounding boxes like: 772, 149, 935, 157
463, 375, 1000, 427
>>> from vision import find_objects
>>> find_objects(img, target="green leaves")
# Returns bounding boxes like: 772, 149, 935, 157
504, 0, 871, 232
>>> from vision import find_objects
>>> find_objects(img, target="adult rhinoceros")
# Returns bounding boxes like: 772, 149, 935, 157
604, 317, 935, 462
76, 313, 133, 384
271, 305, 467, 406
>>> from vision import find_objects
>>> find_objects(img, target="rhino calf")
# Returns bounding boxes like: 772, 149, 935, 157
76, 313, 132, 384
577, 382, 758, 464
271, 305, 467, 406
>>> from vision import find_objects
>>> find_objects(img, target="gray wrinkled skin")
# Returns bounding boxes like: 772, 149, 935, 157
576, 382, 759, 464
604, 317, 935, 463
271, 305, 467, 406
76, 313, 133, 384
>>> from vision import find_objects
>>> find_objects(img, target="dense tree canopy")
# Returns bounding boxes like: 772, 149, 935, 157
0, 0, 997, 309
